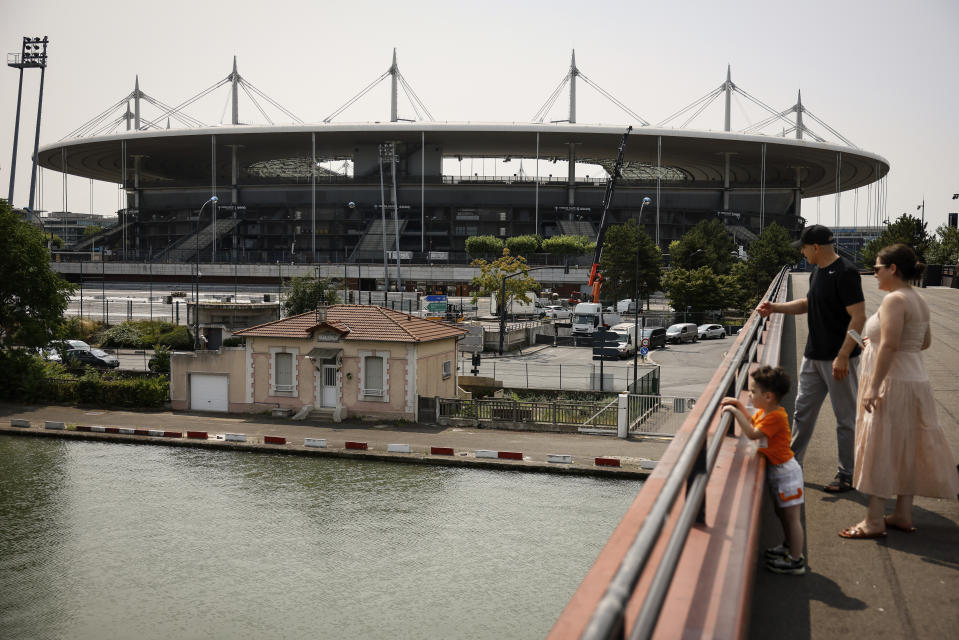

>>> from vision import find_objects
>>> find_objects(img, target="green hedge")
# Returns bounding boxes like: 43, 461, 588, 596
0, 351, 169, 408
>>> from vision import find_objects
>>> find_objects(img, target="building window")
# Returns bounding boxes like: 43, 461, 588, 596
275, 352, 293, 391
269, 347, 298, 395
363, 355, 384, 396
442, 360, 452, 379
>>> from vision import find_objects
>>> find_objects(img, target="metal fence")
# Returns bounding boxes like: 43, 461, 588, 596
628, 395, 696, 436
438, 397, 618, 428
457, 358, 660, 393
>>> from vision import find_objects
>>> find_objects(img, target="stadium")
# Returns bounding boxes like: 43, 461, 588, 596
33, 54, 890, 291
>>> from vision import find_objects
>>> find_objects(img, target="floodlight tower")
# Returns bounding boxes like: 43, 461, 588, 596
6, 36, 49, 208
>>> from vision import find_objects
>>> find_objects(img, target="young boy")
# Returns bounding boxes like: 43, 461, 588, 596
721, 365, 806, 575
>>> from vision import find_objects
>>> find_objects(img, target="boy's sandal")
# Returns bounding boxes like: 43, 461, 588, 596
839, 526, 887, 539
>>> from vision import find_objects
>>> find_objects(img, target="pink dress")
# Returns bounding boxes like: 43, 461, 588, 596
853, 293, 959, 499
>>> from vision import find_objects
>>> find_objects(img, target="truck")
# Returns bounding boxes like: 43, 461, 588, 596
571, 302, 622, 337
489, 291, 544, 319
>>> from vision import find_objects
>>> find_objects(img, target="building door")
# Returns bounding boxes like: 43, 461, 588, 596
321, 364, 338, 408
190, 374, 229, 412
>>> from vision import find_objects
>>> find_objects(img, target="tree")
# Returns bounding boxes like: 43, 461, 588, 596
283, 274, 340, 315
662, 266, 744, 313
862, 214, 931, 265
470, 248, 540, 313
736, 223, 800, 300
542, 234, 593, 257
464, 235, 504, 258
926, 224, 959, 266
0, 199, 76, 349
505, 234, 541, 258
597, 220, 662, 302
670, 219, 737, 274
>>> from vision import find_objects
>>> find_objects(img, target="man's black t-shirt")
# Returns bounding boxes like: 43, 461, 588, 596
805, 256, 864, 360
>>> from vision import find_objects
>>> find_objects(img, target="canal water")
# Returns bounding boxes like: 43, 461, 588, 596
0, 436, 642, 639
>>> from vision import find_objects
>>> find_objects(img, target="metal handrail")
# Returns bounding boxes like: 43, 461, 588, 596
581, 266, 790, 640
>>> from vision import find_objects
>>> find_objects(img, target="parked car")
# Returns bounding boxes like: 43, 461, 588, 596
543, 305, 572, 321
64, 348, 119, 369
65, 339, 92, 351
666, 322, 699, 344
698, 324, 726, 340
640, 326, 667, 349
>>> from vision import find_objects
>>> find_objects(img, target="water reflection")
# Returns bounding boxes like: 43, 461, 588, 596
0, 437, 641, 640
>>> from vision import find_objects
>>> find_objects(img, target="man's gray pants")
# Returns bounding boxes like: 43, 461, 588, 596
791, 356, 859, 479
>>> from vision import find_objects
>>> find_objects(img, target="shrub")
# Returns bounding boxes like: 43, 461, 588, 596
100, 323, 145, 348
222, 337, 245, 347
148, 345, 171, 374
156, 325, 193, 350
61, 316, 103, 343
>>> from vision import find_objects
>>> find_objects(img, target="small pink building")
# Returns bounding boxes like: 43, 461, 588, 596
170, 305, 467, 422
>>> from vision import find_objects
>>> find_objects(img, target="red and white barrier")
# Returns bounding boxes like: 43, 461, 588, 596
430, 446, 455, 456
10, 419, 30, 428
547, 454, 573, 464
475, 450, 497, 459
387, 443, 411, 453
264, 435, 286, 445
44, 421, 65, 430
304, 438, 327, 448
595, 457, 621, 467
186, 431, 208, 439
345, 441, 368, 450
225, 433, 247, 442
91, 426, 106, 433
118, 428, 135, 435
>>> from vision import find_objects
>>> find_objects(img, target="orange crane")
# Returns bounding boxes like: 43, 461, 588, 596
587, 126, 631, 302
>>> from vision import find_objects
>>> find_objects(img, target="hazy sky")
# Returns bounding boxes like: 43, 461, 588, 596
2, 0, 958, 231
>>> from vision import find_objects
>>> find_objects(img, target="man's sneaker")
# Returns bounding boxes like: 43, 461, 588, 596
823, 474, 853, 493
764, 542, 790, 560
766, 554, 806, 575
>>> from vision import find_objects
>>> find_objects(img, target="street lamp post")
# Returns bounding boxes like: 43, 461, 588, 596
632, 196, 652, 391
194, 195, 218, 350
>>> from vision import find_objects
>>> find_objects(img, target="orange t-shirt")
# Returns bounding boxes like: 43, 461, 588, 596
751, 406, 794, 465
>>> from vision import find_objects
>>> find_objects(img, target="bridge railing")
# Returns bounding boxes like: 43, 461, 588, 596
550, 266, 790, 640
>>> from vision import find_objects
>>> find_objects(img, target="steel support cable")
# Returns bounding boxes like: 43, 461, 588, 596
801, 108, 857, 148
397, 77, 423, 121
740, 106, 794, 134
678, 94, 720, 129
656, 87, 723, 127
578, 72, 650, 125
218, 87, 232, 124
397, 74, 434, 121
239, 82, 273, 124
627, 268, 787, 640
532, 72, 571, 122
139, 93, 206, 127
90, 114, 130, 137
323, 70, 391, 122
581, 269, 788, 640
140, 78, 229, 130
61, 96, 132, 139
241, 78, 304, 123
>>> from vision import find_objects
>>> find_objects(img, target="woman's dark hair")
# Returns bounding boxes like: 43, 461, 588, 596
751, 365, 790, 401
877, 243, 926, 280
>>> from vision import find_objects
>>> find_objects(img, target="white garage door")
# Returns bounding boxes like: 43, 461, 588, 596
190, 374, 229, 412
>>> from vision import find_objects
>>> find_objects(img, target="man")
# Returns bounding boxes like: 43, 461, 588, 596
757, 224, 865, 493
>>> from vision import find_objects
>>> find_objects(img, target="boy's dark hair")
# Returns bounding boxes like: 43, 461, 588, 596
750, 365, 790, 401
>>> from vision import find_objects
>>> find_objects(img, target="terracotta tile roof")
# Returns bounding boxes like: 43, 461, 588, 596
233, 305, 468, 343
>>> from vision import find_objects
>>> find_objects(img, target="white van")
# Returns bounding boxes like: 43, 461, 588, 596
572, 303, 622, 337
666, 322, 699, 344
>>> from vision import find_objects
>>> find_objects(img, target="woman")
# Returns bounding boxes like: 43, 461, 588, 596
839, 244, 959, 539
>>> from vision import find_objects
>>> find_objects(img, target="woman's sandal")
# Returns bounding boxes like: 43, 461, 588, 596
839, 525, 887, 539
884, 516, 917, 533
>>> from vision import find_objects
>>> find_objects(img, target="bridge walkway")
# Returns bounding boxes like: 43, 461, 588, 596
749, 275, 959, 639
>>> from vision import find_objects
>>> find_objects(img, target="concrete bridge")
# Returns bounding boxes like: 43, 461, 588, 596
550, 273, 959, 639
